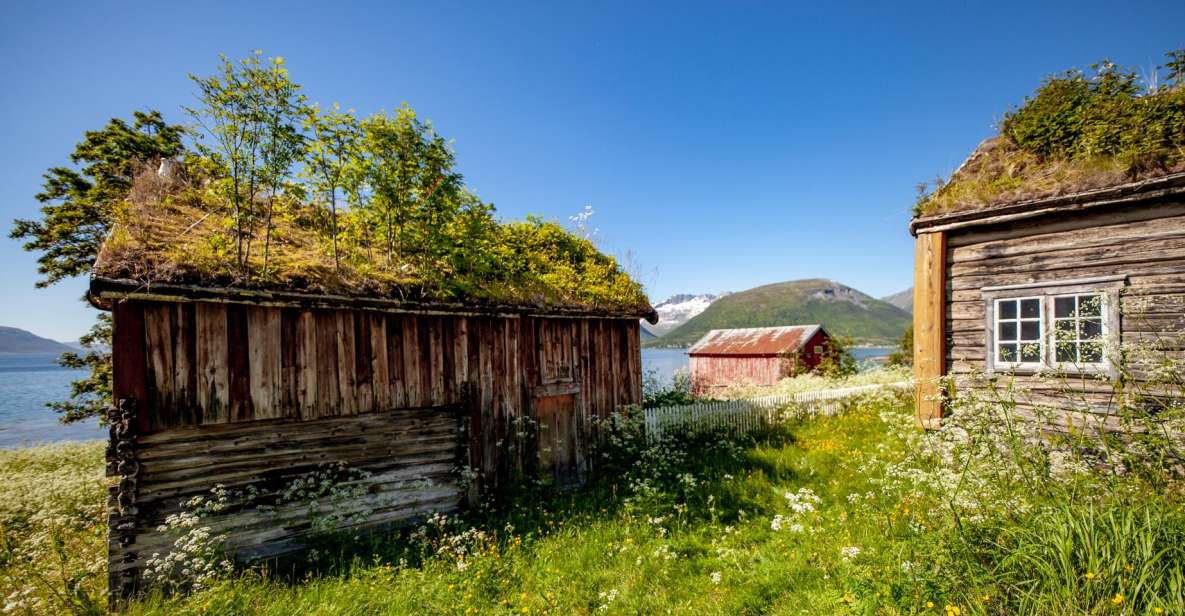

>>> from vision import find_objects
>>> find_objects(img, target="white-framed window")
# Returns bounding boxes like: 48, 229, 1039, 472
993, 296, 1043, 368
1051, 293, 1106, 367
981, 275, 1124, 376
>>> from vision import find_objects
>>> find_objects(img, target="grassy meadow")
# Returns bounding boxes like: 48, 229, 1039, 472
1, 374, 1183, 615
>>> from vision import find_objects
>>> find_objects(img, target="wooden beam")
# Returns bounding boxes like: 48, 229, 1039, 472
913, 231, 946, 428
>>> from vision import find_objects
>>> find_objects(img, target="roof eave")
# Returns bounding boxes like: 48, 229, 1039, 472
88, 276, 658, 323
910, 171, 1185, 236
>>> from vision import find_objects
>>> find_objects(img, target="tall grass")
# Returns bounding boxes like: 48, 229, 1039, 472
1, 370, 1181, 614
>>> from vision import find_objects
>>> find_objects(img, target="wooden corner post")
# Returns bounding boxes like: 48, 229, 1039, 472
913, 231, 946, 428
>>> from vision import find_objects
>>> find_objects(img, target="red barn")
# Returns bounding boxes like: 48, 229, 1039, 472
688, 325, 832, 395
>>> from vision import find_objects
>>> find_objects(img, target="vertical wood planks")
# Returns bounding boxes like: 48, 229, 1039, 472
294, 310, 318, 419
315, 310, 340, 418
247, 307, 282, 420
335, 311, 358, 416
387, 314, 407, 409
195, 303, 230, 424
914, 231, 946, 428
369, 314, 390, 411
143, 303, 175, 430
172, 304, 197, 426
226, 305, 253, 422
112, 301, 149, 432
121, 299, 647, 487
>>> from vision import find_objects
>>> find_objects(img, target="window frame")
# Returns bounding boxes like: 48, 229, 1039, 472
981, 275, 1125, 377
991, 295, 1045, 372
1048, 292, 1109, 372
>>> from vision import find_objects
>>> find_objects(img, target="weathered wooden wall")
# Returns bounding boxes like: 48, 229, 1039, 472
688, 330, 830, 395
942, 199, 1185, 428
107, 299, 642, 598
689, 355, 790, 395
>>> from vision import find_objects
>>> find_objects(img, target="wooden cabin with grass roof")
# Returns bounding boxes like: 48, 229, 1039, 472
910, 52, 1185, 429
91, 162, 657, 600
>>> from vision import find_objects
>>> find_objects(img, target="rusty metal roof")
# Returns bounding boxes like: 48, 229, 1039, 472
688, 325, 824, 356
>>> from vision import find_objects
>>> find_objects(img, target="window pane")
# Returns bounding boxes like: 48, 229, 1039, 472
1080, 318, 1102, 340
1081, 342, 1103, 363
999, 321, 1017, 341
998, 300, 1017, 319
1054, 296, 1076, 318
1020, 343, 1041, 363
1056, 341, 1077, 363
998, 344, 1017, 363
1021, 299, 1041, 318
1021, 321, 1040, 341
1078, 294, 1102, 317
1054, 319, 1075, 340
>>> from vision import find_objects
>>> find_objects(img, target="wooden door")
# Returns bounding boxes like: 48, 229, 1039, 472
535, 392, 580, 486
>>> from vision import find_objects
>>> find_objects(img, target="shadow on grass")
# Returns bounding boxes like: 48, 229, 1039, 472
250, 425, 809, 587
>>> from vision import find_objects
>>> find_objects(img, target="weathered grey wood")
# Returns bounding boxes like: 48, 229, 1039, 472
195, 303, 229, 424
942, 194, 1185, 426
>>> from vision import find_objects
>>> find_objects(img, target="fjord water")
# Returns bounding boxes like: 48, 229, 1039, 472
640, 347, 893, 387
0, 353, 105, 447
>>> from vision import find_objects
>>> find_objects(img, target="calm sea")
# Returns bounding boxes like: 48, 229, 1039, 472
641, 347, 893, 386
0, 353, 106, 448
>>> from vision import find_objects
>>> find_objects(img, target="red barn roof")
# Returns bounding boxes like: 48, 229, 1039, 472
688, 325, 824, 356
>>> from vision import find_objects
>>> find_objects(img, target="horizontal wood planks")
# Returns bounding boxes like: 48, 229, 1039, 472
111, 407, 464, 582
943, 199, 1185, 425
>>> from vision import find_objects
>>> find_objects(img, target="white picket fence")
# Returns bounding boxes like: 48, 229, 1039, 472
643, 381, 911, 442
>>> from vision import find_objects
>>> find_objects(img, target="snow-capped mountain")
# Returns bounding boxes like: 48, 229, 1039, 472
645, 293, 725, 337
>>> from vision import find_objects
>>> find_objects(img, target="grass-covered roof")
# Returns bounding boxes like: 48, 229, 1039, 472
915, 50, 1185, 219
92, 161, 654, 319
85, 54, 652, 319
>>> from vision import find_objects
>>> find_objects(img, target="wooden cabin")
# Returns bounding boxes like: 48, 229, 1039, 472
91, 277, 655, 600
688, 325, 831, 395
910, 170, 1185, 428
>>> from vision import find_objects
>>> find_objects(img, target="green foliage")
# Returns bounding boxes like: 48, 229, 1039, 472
10, 111, 184, 287
97, 52, 648, 313
919, 48, 1185, 215
815, 334, 857, 378
1000, 58, 1185, 164
48, 314, 112, 424
186, 52, 306, 277
10, 110, 183, 426
641, 369, 696, 408
0, 442, 107, 614
886, 325, 912, 367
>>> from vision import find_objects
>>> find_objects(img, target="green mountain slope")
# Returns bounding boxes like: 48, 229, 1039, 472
647, 279, 910, 348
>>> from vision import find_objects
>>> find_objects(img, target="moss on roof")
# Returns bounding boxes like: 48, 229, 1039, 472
93, 162, 654, 319
916, 51, 1185, 218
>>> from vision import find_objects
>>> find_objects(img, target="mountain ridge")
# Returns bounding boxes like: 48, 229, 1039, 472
646, 279, 910, 348
0, 326, 76, 353
881, 288, 913, 314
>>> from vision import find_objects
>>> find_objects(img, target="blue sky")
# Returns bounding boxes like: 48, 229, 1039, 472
1, 1, 1183, 341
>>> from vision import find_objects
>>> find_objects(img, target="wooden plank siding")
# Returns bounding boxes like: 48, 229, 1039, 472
107, 299, 643, 598
939, 199, 1185, 427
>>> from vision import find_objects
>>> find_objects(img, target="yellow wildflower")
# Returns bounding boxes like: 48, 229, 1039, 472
1085, 572, 1096, 580
1111, 593, 1124, 606
926, 601, 935, 608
